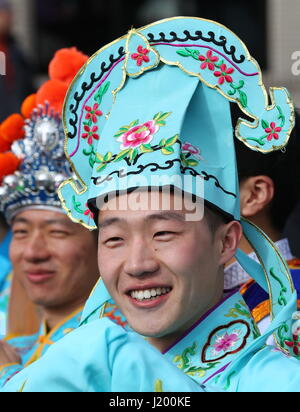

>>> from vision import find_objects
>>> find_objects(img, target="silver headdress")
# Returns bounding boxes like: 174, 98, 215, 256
0, 103, 74, 223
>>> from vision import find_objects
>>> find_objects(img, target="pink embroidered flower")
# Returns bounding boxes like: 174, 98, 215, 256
199, 50, 219, 71
131, 45, 150, 67
117, 120, 159, 149
214, 64, 234, 85
85, 103, 103, 124
182, 142, 204, 161
84, 203, 94, 220
213, 332, 239, 353
82, 125, 100, 145
265, 122, 282, 141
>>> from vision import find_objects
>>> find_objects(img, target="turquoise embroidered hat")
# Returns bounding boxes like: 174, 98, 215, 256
59, 17, 296, 353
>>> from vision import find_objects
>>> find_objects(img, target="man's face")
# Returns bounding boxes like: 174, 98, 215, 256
98, 191, 226, 341
10, 209, 99, 309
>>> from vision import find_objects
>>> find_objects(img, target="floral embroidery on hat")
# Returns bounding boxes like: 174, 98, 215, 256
244, 106, 285, 147
181, 142, 204, 161
214, 63, 234, 85
91, 112, 183, 172
84, 103, 103, 124
199, 50, 219, 71
265, 122, 282, 141
82, 125, 100, 146
131, 45, 150, 67
116, 119, 159, 150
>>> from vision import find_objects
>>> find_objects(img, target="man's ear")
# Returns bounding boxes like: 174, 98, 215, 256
218, 221, 243, 266
239, 176, 274, 218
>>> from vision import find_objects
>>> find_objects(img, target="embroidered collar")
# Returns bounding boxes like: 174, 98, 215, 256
163, 291, 259, 387
224, 238, 294, 291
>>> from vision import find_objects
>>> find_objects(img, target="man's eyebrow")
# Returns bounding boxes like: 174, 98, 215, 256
98, 217, 125, 230
12, 218, 73, 228
43, 219, 73, 227
12, 217, 29, 225
98, 212, 185, 230
146, 212, 186, 222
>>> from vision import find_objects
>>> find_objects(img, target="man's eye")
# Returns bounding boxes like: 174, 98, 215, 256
154, 231, 175, 238
50, 231, 69, 236
105, 237, 123, 244
13, 230, 27, 237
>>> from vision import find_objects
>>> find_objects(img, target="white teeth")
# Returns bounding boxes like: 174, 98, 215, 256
130, 287, 171, 301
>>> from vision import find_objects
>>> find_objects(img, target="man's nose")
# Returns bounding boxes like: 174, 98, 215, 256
23, 233, 51, 262
124, 239, 159, 277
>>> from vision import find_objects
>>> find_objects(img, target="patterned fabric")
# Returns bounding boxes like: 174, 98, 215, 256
0, 308, 82, 387
2, 291, 300, 392
224, 238, 294, 291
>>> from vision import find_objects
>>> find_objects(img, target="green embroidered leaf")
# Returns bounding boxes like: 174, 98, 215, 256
89, 157, 96, 168
186, 159, 198, 167
176, 50, 191, 57
161, 147, 174, 155
114, 131, 126, 138
72, 196, 85, 214
239, 90, 248, 108
228, 89, 236, 96
83, 147, 93, 156
159, 139, 167, 147
153, 112, 162, 121
129, 119, 139, 128
104, 152, 113, 162
96, 153, 104, 163
262, 120, 269, 129
158, 112, 171, 121
173, 355, 182, 364
129, 148, 139, 163
154, 112, 171, 123
114, 149, 131, 162
140, 144, 154, 153
96, 163, 108, 172
101, 81, 110, 96
165, 134, 179, 147
191, 50, 200, 60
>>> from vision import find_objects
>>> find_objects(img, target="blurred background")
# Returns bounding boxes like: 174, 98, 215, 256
2, 0, 300, 115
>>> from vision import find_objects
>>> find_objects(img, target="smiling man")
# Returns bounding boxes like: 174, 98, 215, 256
0, 48, 100, 386
2, 17, 300, 393
98, 190, 241, 352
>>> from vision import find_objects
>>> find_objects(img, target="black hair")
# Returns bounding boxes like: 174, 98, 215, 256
231, 103, 300, 233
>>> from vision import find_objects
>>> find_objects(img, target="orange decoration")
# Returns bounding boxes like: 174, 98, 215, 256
0, 114, 25, 144
0, 152, 20, 181
21, 94, 37, 119
0, 136, 11, 153
49, 47, 89, 85
36, 79, 69, 115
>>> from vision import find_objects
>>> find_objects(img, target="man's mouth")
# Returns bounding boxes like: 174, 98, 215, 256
26, 271, 55, 284
129, 287, 172, 302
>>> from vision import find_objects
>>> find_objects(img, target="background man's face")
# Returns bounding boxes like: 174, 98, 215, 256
98, 191, 224, 340
10, 209, 99, 309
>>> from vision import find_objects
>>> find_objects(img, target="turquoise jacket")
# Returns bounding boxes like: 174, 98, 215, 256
0, 232, 12, 339
1, 317, 204, 392
0, 308, 82, 387
2, 281, 300, 392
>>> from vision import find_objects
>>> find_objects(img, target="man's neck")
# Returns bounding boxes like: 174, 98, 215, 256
147, 287, 224, 353
40, 299, 84, 333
